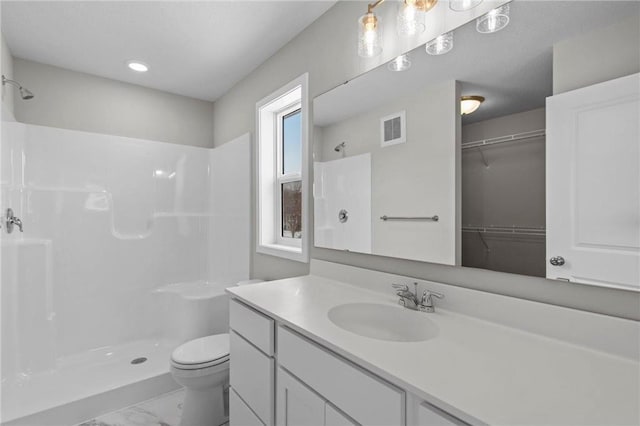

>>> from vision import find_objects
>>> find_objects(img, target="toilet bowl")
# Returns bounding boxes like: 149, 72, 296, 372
171, 334, 230, 426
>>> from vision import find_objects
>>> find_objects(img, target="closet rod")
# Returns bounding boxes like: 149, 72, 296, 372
462, 226, 546, 236
462, 129, 545, 150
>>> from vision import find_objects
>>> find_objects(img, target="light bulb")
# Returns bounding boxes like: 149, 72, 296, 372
425, 31, 454, 55
476, 4, 510, 34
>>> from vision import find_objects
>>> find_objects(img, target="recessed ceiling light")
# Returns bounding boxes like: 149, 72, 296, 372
461, 96, 485, 115
127, 61, 149, 73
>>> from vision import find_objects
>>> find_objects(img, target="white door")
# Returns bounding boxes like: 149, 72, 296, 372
546, 73, 640, 289
276, 367, 326, 426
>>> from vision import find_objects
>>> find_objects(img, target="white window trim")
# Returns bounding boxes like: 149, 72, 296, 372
256, 73, 309, 263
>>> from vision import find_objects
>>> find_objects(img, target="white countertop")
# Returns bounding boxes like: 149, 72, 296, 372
227, 275, 640, 426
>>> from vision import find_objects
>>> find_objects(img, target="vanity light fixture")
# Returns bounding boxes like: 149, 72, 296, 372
127, 60, 149, 73
388, 54, 412, 71
476, 4, 510, 33
425, 31, 454, 55
460, 95, 485, 115
397, 0, 438, 36
449, 0, 483, 11
358, 0, 385, 58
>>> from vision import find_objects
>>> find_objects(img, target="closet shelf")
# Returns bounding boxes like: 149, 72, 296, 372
462, 129, 546, 150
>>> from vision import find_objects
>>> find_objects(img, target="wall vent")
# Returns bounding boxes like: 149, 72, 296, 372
380, 110, 406, 147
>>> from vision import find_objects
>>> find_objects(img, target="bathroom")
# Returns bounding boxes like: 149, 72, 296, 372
1, 1, 638, 425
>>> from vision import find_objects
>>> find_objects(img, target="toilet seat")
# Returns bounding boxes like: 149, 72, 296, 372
171, 333, 230, 370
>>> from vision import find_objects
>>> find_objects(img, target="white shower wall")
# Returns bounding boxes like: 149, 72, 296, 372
1, 122, 250, 383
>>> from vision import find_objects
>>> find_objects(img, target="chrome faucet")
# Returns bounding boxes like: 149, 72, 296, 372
392, 282, 444, 313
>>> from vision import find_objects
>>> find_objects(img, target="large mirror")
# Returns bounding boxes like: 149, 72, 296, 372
313, 1, 639, 290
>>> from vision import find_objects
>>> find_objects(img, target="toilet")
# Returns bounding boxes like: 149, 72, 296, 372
168, 279, 264, 426
171, 334, 230, 426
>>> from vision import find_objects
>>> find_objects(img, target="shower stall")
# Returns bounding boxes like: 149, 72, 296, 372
0, 122, 250, 425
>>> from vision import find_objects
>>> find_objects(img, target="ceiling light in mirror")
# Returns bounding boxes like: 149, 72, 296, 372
476, 4, 510, 33
127, 61, 148, 73
449, 0, 483, 11
388, 54, 412, 71
397, 0, 426, 36
460, 96, 485, 115
358, 12, 383, 57
425, 31, 454, 55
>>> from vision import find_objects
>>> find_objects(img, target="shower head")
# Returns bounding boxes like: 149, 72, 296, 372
2, 75, 35, 100
334, 142, 346, 152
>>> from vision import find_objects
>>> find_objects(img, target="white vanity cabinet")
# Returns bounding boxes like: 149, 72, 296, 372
229, 298, 468, 426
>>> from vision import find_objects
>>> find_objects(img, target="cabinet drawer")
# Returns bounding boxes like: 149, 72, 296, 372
230, 331, 274, 426
230, 388, 265, 426
417, 402, 467, 426
277, 326, 404, 426
230, 299, 274, 355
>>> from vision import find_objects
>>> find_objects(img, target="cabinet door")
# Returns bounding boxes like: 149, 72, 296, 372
325, 404, 358, 426
276, 367, 326, 426
417, 402, 467, 426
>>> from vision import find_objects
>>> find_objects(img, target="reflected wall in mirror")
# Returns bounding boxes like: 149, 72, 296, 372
313, 1, 640, 290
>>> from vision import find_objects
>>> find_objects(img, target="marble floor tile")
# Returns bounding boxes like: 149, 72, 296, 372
79, 389, 185, 426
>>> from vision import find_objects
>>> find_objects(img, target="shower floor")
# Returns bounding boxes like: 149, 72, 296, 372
1, 338, 181, 426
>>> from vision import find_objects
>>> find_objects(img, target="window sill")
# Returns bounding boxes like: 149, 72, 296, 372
257, 243, 308, 263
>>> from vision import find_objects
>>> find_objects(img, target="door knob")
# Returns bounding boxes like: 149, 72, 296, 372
549, 256, 565, 266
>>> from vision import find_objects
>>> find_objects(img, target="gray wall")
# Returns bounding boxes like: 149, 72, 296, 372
212, 2, 640, 320
317, 80, 460, 265
553, 16, 640, 94
1, 33, 14, 117
13, 58, 215, 147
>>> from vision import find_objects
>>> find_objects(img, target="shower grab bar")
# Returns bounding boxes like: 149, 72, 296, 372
380, 215, 439, 222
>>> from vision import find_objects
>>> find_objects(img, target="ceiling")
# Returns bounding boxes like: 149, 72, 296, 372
314, 1, 639, 127
1, 1, 335, 102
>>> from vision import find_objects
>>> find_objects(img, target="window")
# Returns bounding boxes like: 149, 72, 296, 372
256, 74, 309, 262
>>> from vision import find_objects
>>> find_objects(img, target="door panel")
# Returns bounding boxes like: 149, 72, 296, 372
276, 367, 325, 426
546, 73, 640, 289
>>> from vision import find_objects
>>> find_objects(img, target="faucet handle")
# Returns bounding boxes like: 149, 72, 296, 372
420, 290, 445, 312
391, 283, 409, 292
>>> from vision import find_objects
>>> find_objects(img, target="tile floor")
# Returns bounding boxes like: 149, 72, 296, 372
79, 389, 185, 426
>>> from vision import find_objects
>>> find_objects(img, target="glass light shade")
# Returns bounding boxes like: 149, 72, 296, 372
476, 4, 510, 33
397, 1, 426, 36
449, 0, 483, 11
425, 31, 454, 55
388, 54, 411, 72
460, 96, 485, 115
358, 13, 383, 58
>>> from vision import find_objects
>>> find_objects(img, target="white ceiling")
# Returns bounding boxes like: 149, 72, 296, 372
314, 1, 639, 127
1, 1, 335, 102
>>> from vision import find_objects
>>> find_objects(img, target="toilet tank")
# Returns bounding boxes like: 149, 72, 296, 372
155, 280, 235, 344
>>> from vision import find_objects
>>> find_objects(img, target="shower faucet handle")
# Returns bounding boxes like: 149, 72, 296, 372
6, 208, 23, 233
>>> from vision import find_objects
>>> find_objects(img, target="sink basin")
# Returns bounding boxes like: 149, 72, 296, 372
328, 303, 439, 342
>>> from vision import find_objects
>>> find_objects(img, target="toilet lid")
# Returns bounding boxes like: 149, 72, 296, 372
171, 334, 230, 366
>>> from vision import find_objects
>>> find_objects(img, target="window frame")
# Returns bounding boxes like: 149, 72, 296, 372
255, 73, 309, 263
